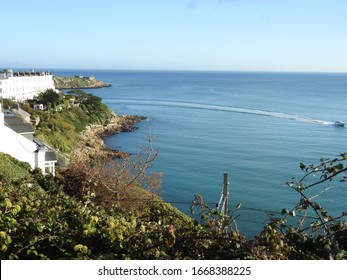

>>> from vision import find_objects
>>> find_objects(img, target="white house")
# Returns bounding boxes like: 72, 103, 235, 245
0, 104, 57, 175
0, 69, 55, 101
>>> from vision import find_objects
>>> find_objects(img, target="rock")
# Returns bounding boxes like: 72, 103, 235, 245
71, 114, 146, 162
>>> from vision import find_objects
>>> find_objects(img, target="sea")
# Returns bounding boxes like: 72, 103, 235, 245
53, 69, 347, 238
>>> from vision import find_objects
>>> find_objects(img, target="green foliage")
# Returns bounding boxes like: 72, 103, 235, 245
0, 153, 32, 183
68, 90, 112, 124
0, 149, 191, 260
35, 110, 82, 153
36, 89, 63, 106
253, 153, 347, 259
0, 172, 191, 260
2, 99, 17, 110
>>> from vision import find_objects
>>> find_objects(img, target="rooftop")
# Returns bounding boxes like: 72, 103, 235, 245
0, 69, 52, 79
4, 113, 34, 134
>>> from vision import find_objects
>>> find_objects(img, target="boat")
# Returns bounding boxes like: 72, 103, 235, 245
333, 120, 345, 127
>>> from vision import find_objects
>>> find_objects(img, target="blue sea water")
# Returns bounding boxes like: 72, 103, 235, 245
54, 69, 347, 237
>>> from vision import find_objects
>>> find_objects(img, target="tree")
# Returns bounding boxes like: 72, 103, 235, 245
2, 98, 17, 110
59, 139, 162, 211
36, 89, 62, 106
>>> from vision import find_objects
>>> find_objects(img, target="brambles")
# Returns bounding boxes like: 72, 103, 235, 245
254, 153, 347, 259
1, 146, 347, 259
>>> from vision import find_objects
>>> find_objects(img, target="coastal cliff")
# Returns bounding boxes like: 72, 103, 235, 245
53, 75, 111, 89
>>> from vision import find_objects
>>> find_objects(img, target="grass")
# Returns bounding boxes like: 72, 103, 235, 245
0, 153, 32, 183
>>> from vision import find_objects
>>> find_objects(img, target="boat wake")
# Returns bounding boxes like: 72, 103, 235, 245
104, 98, 335, 126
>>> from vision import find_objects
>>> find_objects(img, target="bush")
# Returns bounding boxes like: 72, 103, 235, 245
1, 152, 346, 259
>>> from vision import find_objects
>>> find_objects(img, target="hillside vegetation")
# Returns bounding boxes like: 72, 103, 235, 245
21, 89, 114, 154
0, 154, 32, 183
0, 151, 192, 259
1, 151, 347, 259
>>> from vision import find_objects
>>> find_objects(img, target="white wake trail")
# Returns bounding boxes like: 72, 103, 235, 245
105, 99, 335, 126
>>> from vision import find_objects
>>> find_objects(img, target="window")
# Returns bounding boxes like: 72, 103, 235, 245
45, 162, 55, 176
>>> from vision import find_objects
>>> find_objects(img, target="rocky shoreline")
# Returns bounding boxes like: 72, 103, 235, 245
71, 113, 146, 162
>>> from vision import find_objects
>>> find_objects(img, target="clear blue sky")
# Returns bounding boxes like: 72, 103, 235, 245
1, 0, 347, 72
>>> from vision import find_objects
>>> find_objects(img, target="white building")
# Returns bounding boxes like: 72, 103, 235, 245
0, 69, 55, 101
0, 104, 57, 175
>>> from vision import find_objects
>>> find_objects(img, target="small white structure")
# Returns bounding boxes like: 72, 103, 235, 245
34, 104, 44, 111
0, 69, 55, 101
0, 104, 57, 175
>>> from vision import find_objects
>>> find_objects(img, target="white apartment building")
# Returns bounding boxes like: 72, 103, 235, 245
0, 69, 55, 101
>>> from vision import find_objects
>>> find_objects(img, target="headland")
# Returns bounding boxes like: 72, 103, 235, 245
53, 75, 111, 89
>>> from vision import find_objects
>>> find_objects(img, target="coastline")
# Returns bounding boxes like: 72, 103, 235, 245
71, 112, 146, 162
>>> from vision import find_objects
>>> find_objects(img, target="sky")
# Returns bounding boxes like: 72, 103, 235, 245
1, 0, 347, 72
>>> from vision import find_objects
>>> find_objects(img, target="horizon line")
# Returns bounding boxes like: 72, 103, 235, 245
1, 66, 347, 75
